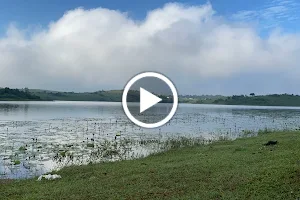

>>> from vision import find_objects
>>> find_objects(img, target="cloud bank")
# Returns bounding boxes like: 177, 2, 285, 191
0, 3, 300, 94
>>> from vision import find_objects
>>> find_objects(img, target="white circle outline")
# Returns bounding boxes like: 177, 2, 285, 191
122, 72, 178, 129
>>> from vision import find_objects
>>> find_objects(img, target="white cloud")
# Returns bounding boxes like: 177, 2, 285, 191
0, 2, 300, 94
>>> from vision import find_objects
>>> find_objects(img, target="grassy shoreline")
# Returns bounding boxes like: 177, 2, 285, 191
2, 131, 300, 199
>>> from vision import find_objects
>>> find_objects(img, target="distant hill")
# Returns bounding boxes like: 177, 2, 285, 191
28, 89, 173, 103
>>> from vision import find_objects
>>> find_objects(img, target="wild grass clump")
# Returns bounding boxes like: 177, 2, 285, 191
51, 136, 210, 169
217, 135, 230, 141
52, 139, 137, 168
162, 136, 206, 150
258, 128, 273, 135
241, 129, 255, 137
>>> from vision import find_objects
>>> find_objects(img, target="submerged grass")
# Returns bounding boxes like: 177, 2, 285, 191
2, 131, 300, 199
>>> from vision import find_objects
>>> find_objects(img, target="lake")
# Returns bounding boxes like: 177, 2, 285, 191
1, 101, 300, 179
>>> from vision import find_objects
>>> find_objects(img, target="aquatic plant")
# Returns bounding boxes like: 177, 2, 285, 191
12, 160, 21, 165
18, 146, 27, 152
86, 143, 94, 148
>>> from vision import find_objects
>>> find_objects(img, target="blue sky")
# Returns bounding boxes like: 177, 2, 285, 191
1, 0, 299, 35
0, 0, 300, 95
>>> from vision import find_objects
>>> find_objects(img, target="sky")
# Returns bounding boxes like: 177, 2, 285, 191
0, 0, 300, 95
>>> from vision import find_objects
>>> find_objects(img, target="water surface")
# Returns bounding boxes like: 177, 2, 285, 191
1, 101, 300, 179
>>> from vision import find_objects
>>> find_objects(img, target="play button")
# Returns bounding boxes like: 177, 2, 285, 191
122, 72, 178, 128
140, 88, 162, 113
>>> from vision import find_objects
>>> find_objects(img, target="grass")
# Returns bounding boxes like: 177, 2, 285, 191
2, 131, 300, 199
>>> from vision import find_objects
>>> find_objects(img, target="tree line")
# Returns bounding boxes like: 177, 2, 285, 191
0, 87, 40, 100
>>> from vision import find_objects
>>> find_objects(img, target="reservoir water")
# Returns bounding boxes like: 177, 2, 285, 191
1, 101, 300, 179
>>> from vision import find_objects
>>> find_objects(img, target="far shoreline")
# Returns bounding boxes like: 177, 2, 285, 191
1, 99, 300, 108
2, 87, 300, 107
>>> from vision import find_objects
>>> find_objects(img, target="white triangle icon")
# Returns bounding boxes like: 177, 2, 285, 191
140, 87, 162, 113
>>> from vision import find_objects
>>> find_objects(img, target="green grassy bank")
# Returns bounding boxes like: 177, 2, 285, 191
2, 131, 300, 199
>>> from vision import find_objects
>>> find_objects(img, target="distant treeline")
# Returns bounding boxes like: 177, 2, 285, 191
212, 94, 300, 107
0, 87, 40, 100
181, 93, 300, 107
30, 89, 127, 102
1, 88, 300, 107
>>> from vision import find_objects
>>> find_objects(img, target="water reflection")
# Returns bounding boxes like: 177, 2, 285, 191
0, 104, 20, 113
